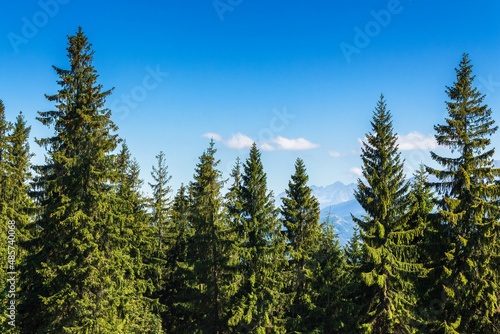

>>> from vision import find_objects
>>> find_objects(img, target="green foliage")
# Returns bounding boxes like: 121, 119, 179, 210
353, 95, 421, 334
147, 151, 172, 328
426, 53, 500, 333
149, 151, 172, 253
114, 143, 161, 332
17, 28, 161, 333
185, 140, 233, 332
403, 166, 436, 331
281, 158, 322, 332
161, 184, 192, 333
310, 224, 347, 333
0, 104, 34, 333
228, 143, 288, 333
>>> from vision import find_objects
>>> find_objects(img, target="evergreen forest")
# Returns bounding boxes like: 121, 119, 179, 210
1, 28, 500, 334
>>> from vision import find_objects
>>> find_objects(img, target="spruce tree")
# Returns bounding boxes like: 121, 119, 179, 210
426, 53, 500, 333
228, 143, 287, 333
5, 112, 34, 278
183, 140, 233, 333
147, 151, 172, 327
149, 151, 172, 253
280, 158, 321, 333
18, 28, 155, 333
341, 227, 366, 333
405, 166, 434, 240
345, 227, 364, 268
403, 166, 435, 331
354, 95, 420, 333
225, 157, 243, 231
0, 109, 34, 333
114, 143, 162, 333
310, 223, 346, 333
162, 184, 192, 332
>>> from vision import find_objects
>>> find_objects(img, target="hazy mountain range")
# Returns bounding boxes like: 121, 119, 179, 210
276, 160, 500, 246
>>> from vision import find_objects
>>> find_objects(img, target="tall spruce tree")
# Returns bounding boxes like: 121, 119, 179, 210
280, 158, 321, 333
228, 143, 287, 333
184, 140, 234, 333
426, 54, 500, 333
149, 151, 172, 252
354, 95, 421, 333
147, 151, 172, 327
18, 28, 154, 333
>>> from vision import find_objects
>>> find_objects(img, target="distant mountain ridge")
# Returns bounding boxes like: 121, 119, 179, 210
320, 199, 363, 245
278, 160, 500, 246
275, 181, 356, 209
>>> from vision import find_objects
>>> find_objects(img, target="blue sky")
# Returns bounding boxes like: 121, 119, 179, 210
2, 0, 500, 196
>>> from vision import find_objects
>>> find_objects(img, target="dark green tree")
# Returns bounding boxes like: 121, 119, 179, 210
149, 151, 172, 253
426, 54, 500, 333
341, 227, 365, 333
184, 140, 233, 333
18, 28, 158, 333
228, 143, 287, 333
225, 158, 243, 231
405, 166, 434, 241
310, 223, 346, 333
403, 166, 435, 331
280, 158, 321, 333
114, 143, 162, 333
354, 95, 421, 333
162, 184, 192, 332
0, 111, 35, 334
5, 113, 35, 277
345, 227, 364, 268
147, 151, 172, 327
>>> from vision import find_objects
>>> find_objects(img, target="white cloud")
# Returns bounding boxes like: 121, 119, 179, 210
201, 132, 223, 142
350, 167, 363, 176
201, 132, 319, 151
259, 142, 276, 151
225, 133, 254, 149
271, 136, 320, 151
397, 132, 439, 151
329, 150, 341, 158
